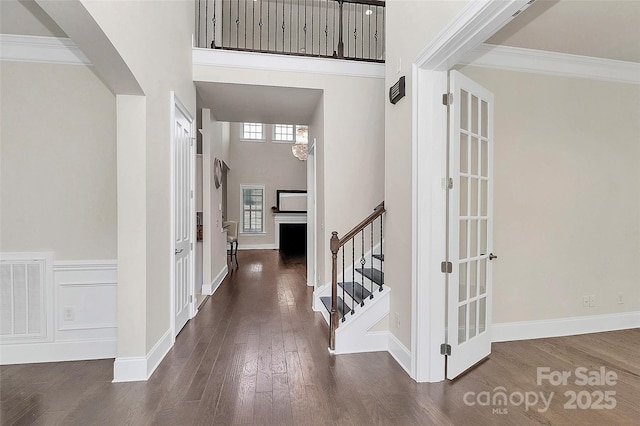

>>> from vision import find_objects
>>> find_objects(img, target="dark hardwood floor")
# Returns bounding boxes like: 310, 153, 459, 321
1, 250, 639, 425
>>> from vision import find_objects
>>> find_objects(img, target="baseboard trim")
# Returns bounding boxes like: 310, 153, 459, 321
0, 338, 116, 365
112, 328, 172, 382
202, 264, 228, 295
492, 311, 640, 343
237, 244, 277, 250
388, 332, 412, 376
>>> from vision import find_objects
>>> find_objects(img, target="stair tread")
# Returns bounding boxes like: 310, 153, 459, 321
355, 267, 384, 286
372, 254, 384, 261
320, 296, 352, 317
338, 281, 372, 304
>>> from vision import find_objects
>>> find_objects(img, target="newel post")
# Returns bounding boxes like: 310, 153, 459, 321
329, 231, 340, 351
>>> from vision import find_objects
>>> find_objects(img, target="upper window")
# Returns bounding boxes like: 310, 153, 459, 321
273, 124, 309, 143
242, 122, 265, 141
241, 184, 265, 234
273, 124, 295, 142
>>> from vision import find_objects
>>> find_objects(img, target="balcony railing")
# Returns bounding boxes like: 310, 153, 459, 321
195, 0, 385, 62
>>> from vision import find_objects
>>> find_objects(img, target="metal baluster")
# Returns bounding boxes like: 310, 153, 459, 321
352, 238, 355, 316
370, 221, 373, 302
380, 214, 383, 291
367, 3, 371, 59
289, 0, 292, 53
267, 0, 270, 50
297, 0, 300, 53
212, 0, 217, 48
311, 0, 314, 54
259, 0, 263, 50
235, 0, 240, 48
275, 0, 277, 51
251, 0, 255, 49
342, 244, 346, 322
346, 3, 350, 57
361, 228, 368, 301
361, 3, 364, 59
332, 1, 335, 56
381, 6, 385, 60
303, 0, 307, 53
197, 0, 201, 47
244, 0, 247, 48
374, 6, 378, 59
353, 4, 357, 59
324, 0, 328, 56
282, 0, 285, 52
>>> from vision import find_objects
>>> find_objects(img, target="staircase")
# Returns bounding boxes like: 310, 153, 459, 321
314, 202, 389, 354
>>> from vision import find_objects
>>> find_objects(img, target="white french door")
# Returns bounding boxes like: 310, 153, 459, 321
173, 99, 194, 338
446, 70, 495, 379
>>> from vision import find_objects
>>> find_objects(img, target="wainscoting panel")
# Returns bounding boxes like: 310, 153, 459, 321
0, 254, 117, 365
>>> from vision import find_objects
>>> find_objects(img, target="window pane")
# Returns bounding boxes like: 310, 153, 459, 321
242, 123, 264, 140
274, 124, 294, 142
241, 186, 264, 232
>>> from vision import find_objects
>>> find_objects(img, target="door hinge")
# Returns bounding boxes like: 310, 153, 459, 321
442, 93, 453, 106
440, 343, 452, 356
189, 295, 193, 303
441, 261, 452, 274
190, 242, 193, 250
190, 190, 194, 198
441, 178, 454, 190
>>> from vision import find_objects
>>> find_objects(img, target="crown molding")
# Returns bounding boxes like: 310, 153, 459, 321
0, 34, 91, 66
461, 43, 640, 85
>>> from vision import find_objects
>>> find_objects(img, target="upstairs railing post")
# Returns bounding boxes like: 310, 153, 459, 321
330, 231, 340, 351
337, 0, 345, 58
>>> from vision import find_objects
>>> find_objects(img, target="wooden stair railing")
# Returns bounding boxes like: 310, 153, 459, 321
329, 201, 385, 350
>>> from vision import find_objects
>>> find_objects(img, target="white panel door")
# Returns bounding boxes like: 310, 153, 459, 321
174, 103, 193, 337
446, 70, 495, 379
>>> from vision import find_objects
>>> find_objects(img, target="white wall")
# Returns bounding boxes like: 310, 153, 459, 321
0, 60, 118, 363
201, 109, 230, 293
457, 66, 640, 322
0, 61, 116, 260
384, 0, 470, 348
74, 0, 198, 355
227, 123, 307, 249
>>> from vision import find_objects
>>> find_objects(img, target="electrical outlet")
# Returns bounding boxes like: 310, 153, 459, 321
582, 296, 590, 307
63, 307, 74, 321
617, 292, 624, 304
589, 295, 596, 308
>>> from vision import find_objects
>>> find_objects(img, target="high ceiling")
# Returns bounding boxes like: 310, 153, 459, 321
196, 82, 322, 125
487, 0, 640, 63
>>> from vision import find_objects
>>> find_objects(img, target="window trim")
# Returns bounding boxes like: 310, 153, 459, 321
240, 184, 266, 235
240, 122, 266, 142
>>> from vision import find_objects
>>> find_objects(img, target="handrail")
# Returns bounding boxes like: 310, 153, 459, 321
329, 201, 384, 350
338, 201, 384, 246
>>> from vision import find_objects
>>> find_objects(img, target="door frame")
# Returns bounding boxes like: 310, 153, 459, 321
170, 92, 196, 343
411, 0, 534, 382
307, 138, 317, 288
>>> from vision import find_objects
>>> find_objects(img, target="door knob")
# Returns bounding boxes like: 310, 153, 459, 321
489, 253, 498, 260
175, 248, 184, 255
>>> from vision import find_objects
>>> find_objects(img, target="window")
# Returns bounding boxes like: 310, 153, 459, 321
273, 124, 309, 143
242, 122, 265, 141
241, 184, 265, 233
273, 124, 295, 142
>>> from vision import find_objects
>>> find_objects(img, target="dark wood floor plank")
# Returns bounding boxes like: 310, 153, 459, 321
2, 251, 639, 426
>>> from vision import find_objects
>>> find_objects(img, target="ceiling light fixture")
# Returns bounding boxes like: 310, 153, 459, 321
365, 9, 373, 16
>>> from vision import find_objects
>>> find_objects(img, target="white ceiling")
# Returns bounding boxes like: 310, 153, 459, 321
487, 0, 640, 63
196, 82, 322, 124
